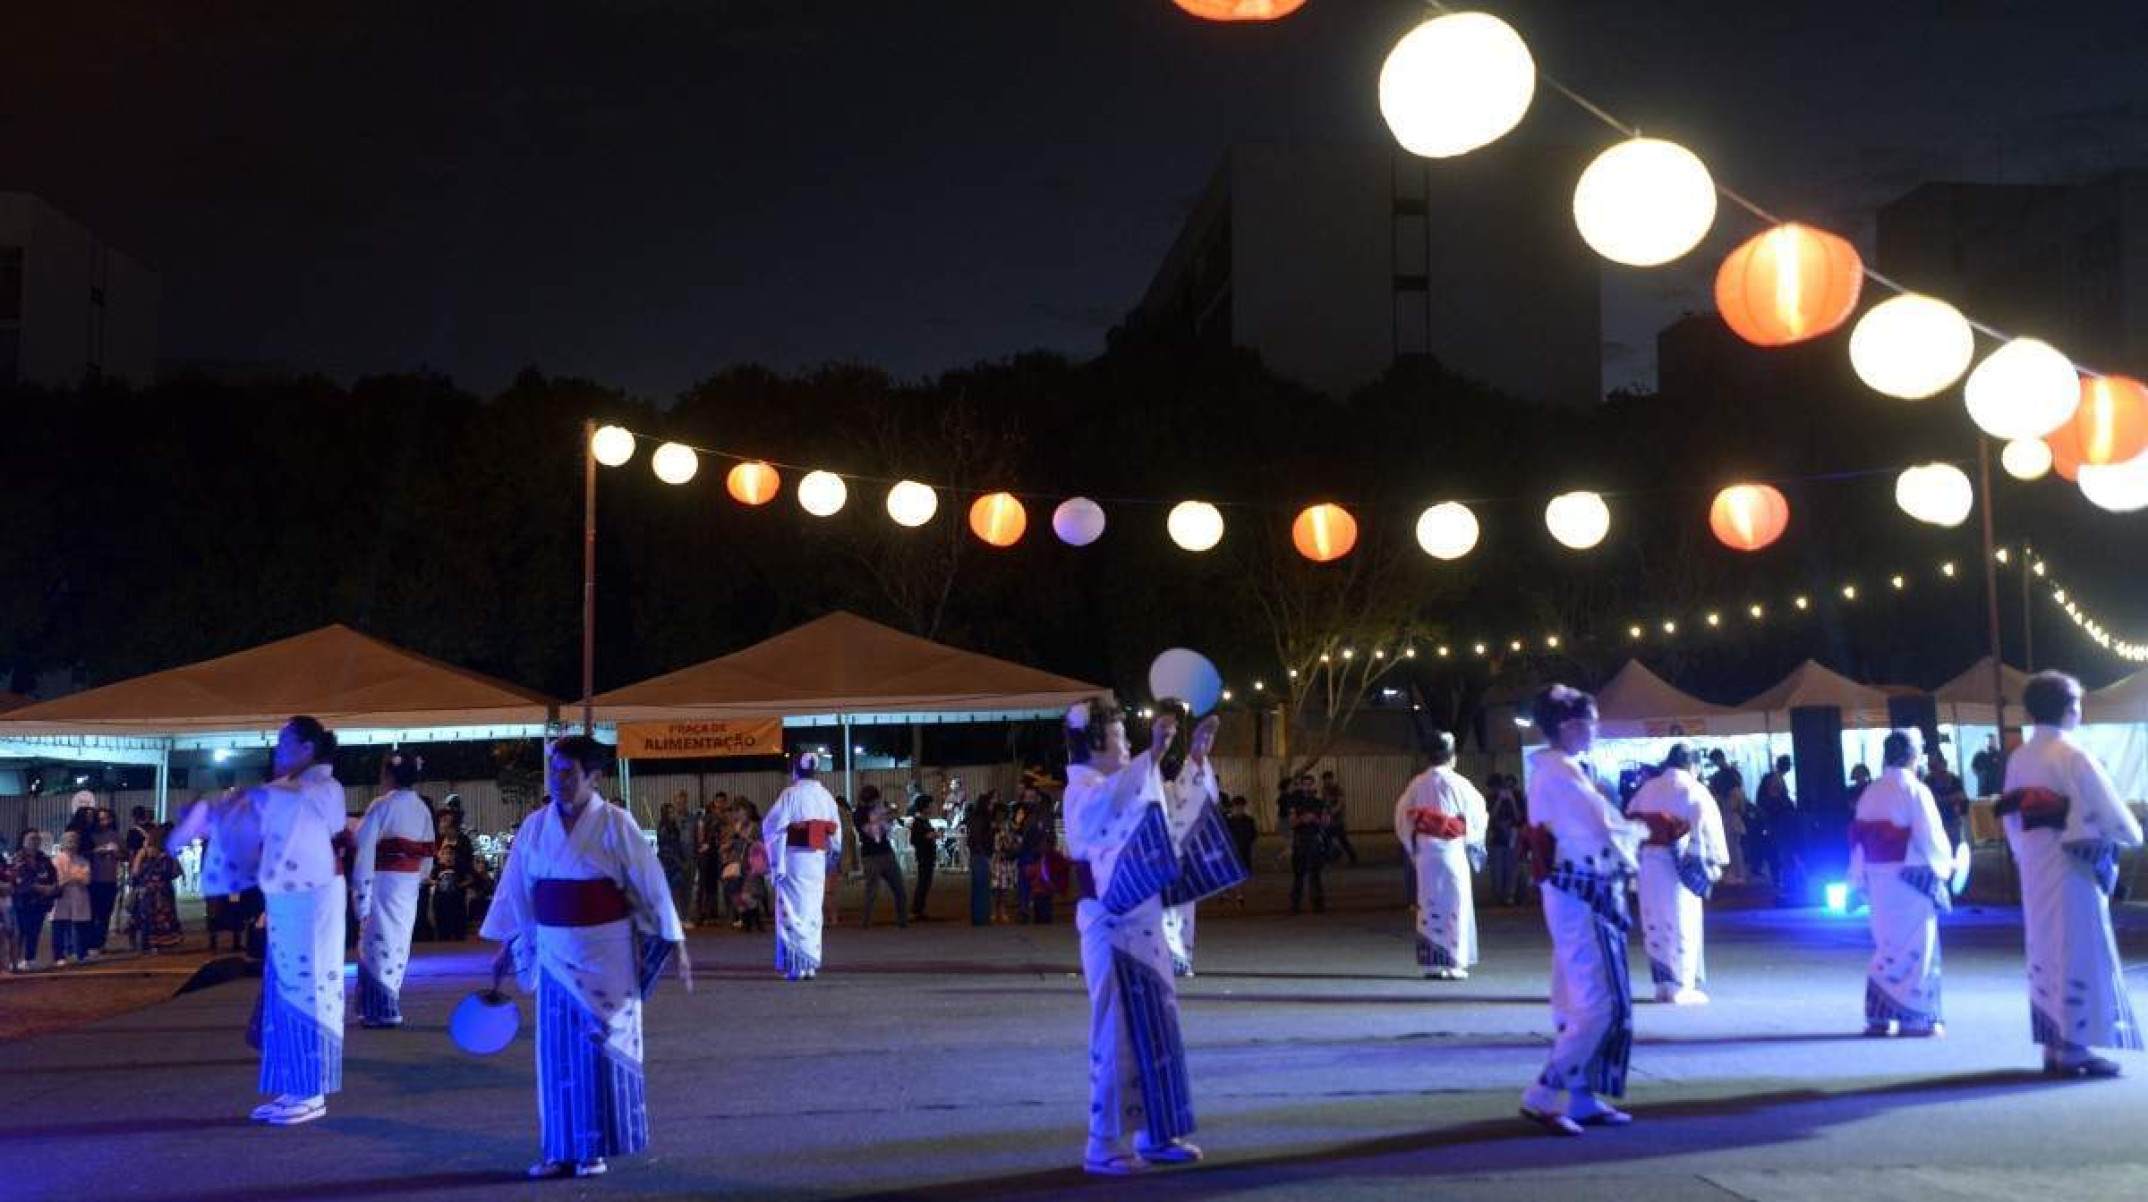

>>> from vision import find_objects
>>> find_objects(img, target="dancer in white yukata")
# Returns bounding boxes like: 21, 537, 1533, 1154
1066, 699, 1203, 1176
763, 752, 844, 981
2001, 671, 2145, 1077
486, 736, 692, 1179
1848, 729, 1958, 1037
351, 750, 435, 1028
1627, 744, 1728, 1004
1159, 714, 1222, 978
1519, 686, 1644, 1137
1393, 731, 1486, 980
168, 715, 347, 1126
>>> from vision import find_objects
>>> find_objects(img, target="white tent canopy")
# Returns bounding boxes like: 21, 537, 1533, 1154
1739, 659, 1894, 729
2087, 665, 2148, 725
1933, 656, 2031, 726
1595, 659, 1768, 737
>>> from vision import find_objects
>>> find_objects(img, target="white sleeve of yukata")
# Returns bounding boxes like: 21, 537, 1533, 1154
1905, 779, 1956, 877
615, 807, 686, 943
1392, 774, 1421, 853
2072, 744, 2144, 847
1453, 772, 1489, 853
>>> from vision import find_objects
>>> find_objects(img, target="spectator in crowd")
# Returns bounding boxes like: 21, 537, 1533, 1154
966, 790, 998, 926
1705, 750, 1749, 883
432, 808, 477, 941
1223, 795, 1259, 908
1848, 763, 1873, 802
50, 829, 93, 965
1753, 755, 1799, 897
130, 824, 185, 953
10, 831, 57, 970
126, 806, 155, 858
908, 796, 941, 922
657, 799, 693, 922
991, 796, 1022, 923
854, 786, 907, 928
1284, 775, 1330, 914
732, 800, 769, 933
1970, 734, 2006, 798
1485, 773, 1527, 906
86, 807, 126, 958
1925, 749, 1970, 850
0, 842, 16, 970
694, 792, 730, 926
1320, 771, 1359, 866
824, 793, 850, 930
1017, 796, 1061, 925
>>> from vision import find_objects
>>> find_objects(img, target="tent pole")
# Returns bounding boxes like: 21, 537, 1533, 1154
842, 715, 855, 809
155, 742, 170, 822
581, 417, 598, 735
1978, 439, 2007, 741
2020, 540, 2034, 673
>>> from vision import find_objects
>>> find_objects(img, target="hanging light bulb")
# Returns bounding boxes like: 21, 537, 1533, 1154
1848, 294, 1975, 400
1964, 337, 2079, 440
798, 470, 848, 517
885, 480, 938, 528
1378, 12, 1536, 160
1572, 137, 1717, 267
1544, 491, 1611, 550
651, 442, 699, 485
590, 425, 636, 467
1167, 501, 1225, 552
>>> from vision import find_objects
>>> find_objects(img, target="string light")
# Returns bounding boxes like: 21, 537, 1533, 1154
1437, 645, 1451, 657
1748, 603, 1765, 619
1705, 612, 1720, 627
1509, 639, 1523, 652
1891, 575, 1906, 590
1662, 620, 1677, 635
1941, 561, 1957, 578
1473, 642, 1488, 656
1629, 625, 1644, 640
1842, 584, 1858, 600
1546, 635, 1561, 649
1795, 596, 1810, 610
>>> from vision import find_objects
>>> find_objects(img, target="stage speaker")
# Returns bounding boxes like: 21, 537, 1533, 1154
1887, 693, 1939, 744
1788, 705, 1849, 901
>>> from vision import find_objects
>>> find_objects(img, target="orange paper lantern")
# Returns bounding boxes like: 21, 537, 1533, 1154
2052, 377, 2148, 481
1291, 503, 1358, 563
1708, 483, 1790, 552
1714, 223, 1864, 347
725, 461, 780, 506
968, 492, 1027, 548
1172, 0, 1307, 20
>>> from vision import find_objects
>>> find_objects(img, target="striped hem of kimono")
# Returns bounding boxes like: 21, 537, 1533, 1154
1649, 956, 1684, 987
358, 963, 401, 1024
1866, 977, 1940, 1030
1417, 934, 1458, 970
775, 931, 820, 980
638, 936, 675, 998
258, 960, 343, 1097
538, 971, 649, 1163
1111, 947, 1195, 1147
2031, 995, 2145, 1052
1544, 866, 1633, 934
1537, 890, 1634, 1097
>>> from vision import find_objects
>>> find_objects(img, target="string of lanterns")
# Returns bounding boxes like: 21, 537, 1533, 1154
2013, 547, 2148, 664
1174, 0, 2148, 514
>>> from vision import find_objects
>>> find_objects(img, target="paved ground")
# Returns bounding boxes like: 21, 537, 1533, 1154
5, 862, 2148, 1202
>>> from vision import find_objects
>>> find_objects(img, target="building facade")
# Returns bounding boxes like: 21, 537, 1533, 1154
0, 193, 159, 387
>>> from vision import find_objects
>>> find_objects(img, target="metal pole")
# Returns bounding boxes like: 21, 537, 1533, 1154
2020, 541, 2035, 672
1978, 439, 2006, 739
581, 419, 597, 734
842, 715, 856, 810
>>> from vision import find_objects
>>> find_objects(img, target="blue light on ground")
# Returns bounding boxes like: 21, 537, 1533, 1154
1823, 882, 1850, 914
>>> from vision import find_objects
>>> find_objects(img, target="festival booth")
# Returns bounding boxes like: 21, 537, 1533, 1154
590, 611, 1104, 826
0, 624, 561, 835
1526, 660, 1779, 799
2082, 666, 2148, 804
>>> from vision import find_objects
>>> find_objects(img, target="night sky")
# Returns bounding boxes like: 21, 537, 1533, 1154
8, 0, 2147, 398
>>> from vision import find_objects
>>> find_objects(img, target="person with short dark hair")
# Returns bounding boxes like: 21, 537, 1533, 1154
1970, 734, 2006, 798
1394, 730, 1488, 980
1628, 744, 1729, 1004
853, 785, 907, 928
693, 792, 730, 926
1224, 796, 1258, 908
49, 829, 93, 965
966, 791, 999, 926
432, 808, 477, 941
9, 830, 57, 970
84, 808, 125, 958
1320, 771, 1358, 867
2000, 670, 2144, 1077
485, 733, 691, 1179
1519, 685, 1645, 1136
763, 752, 845, 979
907, 796, 940, 922
351, 749, 436, 1028
129, 824, 184, 953
1282, 773, 1328, 914
1850, 729, 1959, 1038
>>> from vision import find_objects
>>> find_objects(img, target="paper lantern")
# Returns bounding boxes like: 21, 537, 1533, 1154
2057, 376, 2148, 476
590, 425, 635, 467
2079, 451, 2148, 513
1964, 337, 2079, 440
450, 990, 521, 1056
725, 461, 780, 506
1572, 138, 1717, 267
885, 480, 938, 528
1894, 463, 1974, 527
1708, 483, 1789, 552
1414, 502, 1479, 561
797, 470, 848, 517
1291, 503, 1358, 563
1544, 491, 1610, 550
1378, 13, 1536, 160
1171, 0, 1306, 19
1052, 497, 1107, 547
651, 442, 698, 485
968, 492, 1027, 548
1848, 294, 1975, 400
1149, 648, 1223, 718
2001, 438, 2053, 481
1167, 501, 1225, 552
1714, 224, 1863, 346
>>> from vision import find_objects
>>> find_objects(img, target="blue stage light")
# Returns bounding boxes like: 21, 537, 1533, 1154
1824, 882, 1850, 914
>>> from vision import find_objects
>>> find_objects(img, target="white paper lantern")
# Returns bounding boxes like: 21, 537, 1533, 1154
1572, 138, 1717, 267
1052, 497, 1107, 547
1894, 463, 1974, 527
1378, 13, 1536, 160
1166, 501, 1225, 553
884, 480, 938, 527
2079, 451, 2148, 513
2001, 438, 2053, 481
1544, 491, 1610, 550
1414, 501, 1480, 560
798, 470, 848, 517
1848, 294, 1975, 400
590, 424, 636, 467
651, 441, 698, 485
1964, 337, 2080, 440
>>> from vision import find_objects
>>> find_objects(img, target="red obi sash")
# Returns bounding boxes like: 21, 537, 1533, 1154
1410, 810, 1468, 840
1995, 786, 2069, 832
532, 878, 631, 927
1523, 825, 1558, 884
1637, 812, 1691, 846
1849, 819, 1911, 863
786, 820, 837, 850
375, 837, 436, 873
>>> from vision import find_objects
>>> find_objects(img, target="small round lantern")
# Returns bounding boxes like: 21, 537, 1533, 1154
885, 480, 938, 528
1708, 483, 1790, 552
969, 493, 1027, 548
1848, 294, 1975, 400
1714, 224, 1863, 346
1894, 463, 1973, 528
725, 461, 780, 506
1414, 502, 1479, 561
1378, 13, 1536, 160
1544, 491, 1611, 550
651, 442, 699, 485
590, 425, 635, 467
1052, 497, 1107, 547
1572, 138, 1717, 267
1167, 501, 1225, 553
797, 470, 848, 518
1290, 503, 1358, 563
1964, 337, 2079, 441
1171, 0, 1307, 20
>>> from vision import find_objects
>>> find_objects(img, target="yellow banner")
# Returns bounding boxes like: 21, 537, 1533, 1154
617, 718, 783, 759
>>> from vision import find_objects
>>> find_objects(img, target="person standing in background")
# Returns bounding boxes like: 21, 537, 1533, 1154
49, 830, 93, 966
1320, 772, 1359, 867
1285, 777, 1329, 914
86, 808, 125, 958
1970, 735, 2006, 798
1924, 751, 1969, 852
432, 809, 477, 941
966, 791, 998, 926
1485, 774, 1526, 906
694, 792, 730, 926
1224, 797, 1259, 909
854, 786, 907, 929
657, 799, 693, 923
908, 796, 940, 922
10, 831, 57, 970
129, 825, 185, 953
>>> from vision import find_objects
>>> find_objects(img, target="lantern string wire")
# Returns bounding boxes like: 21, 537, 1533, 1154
1414, 0, 2111, 379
